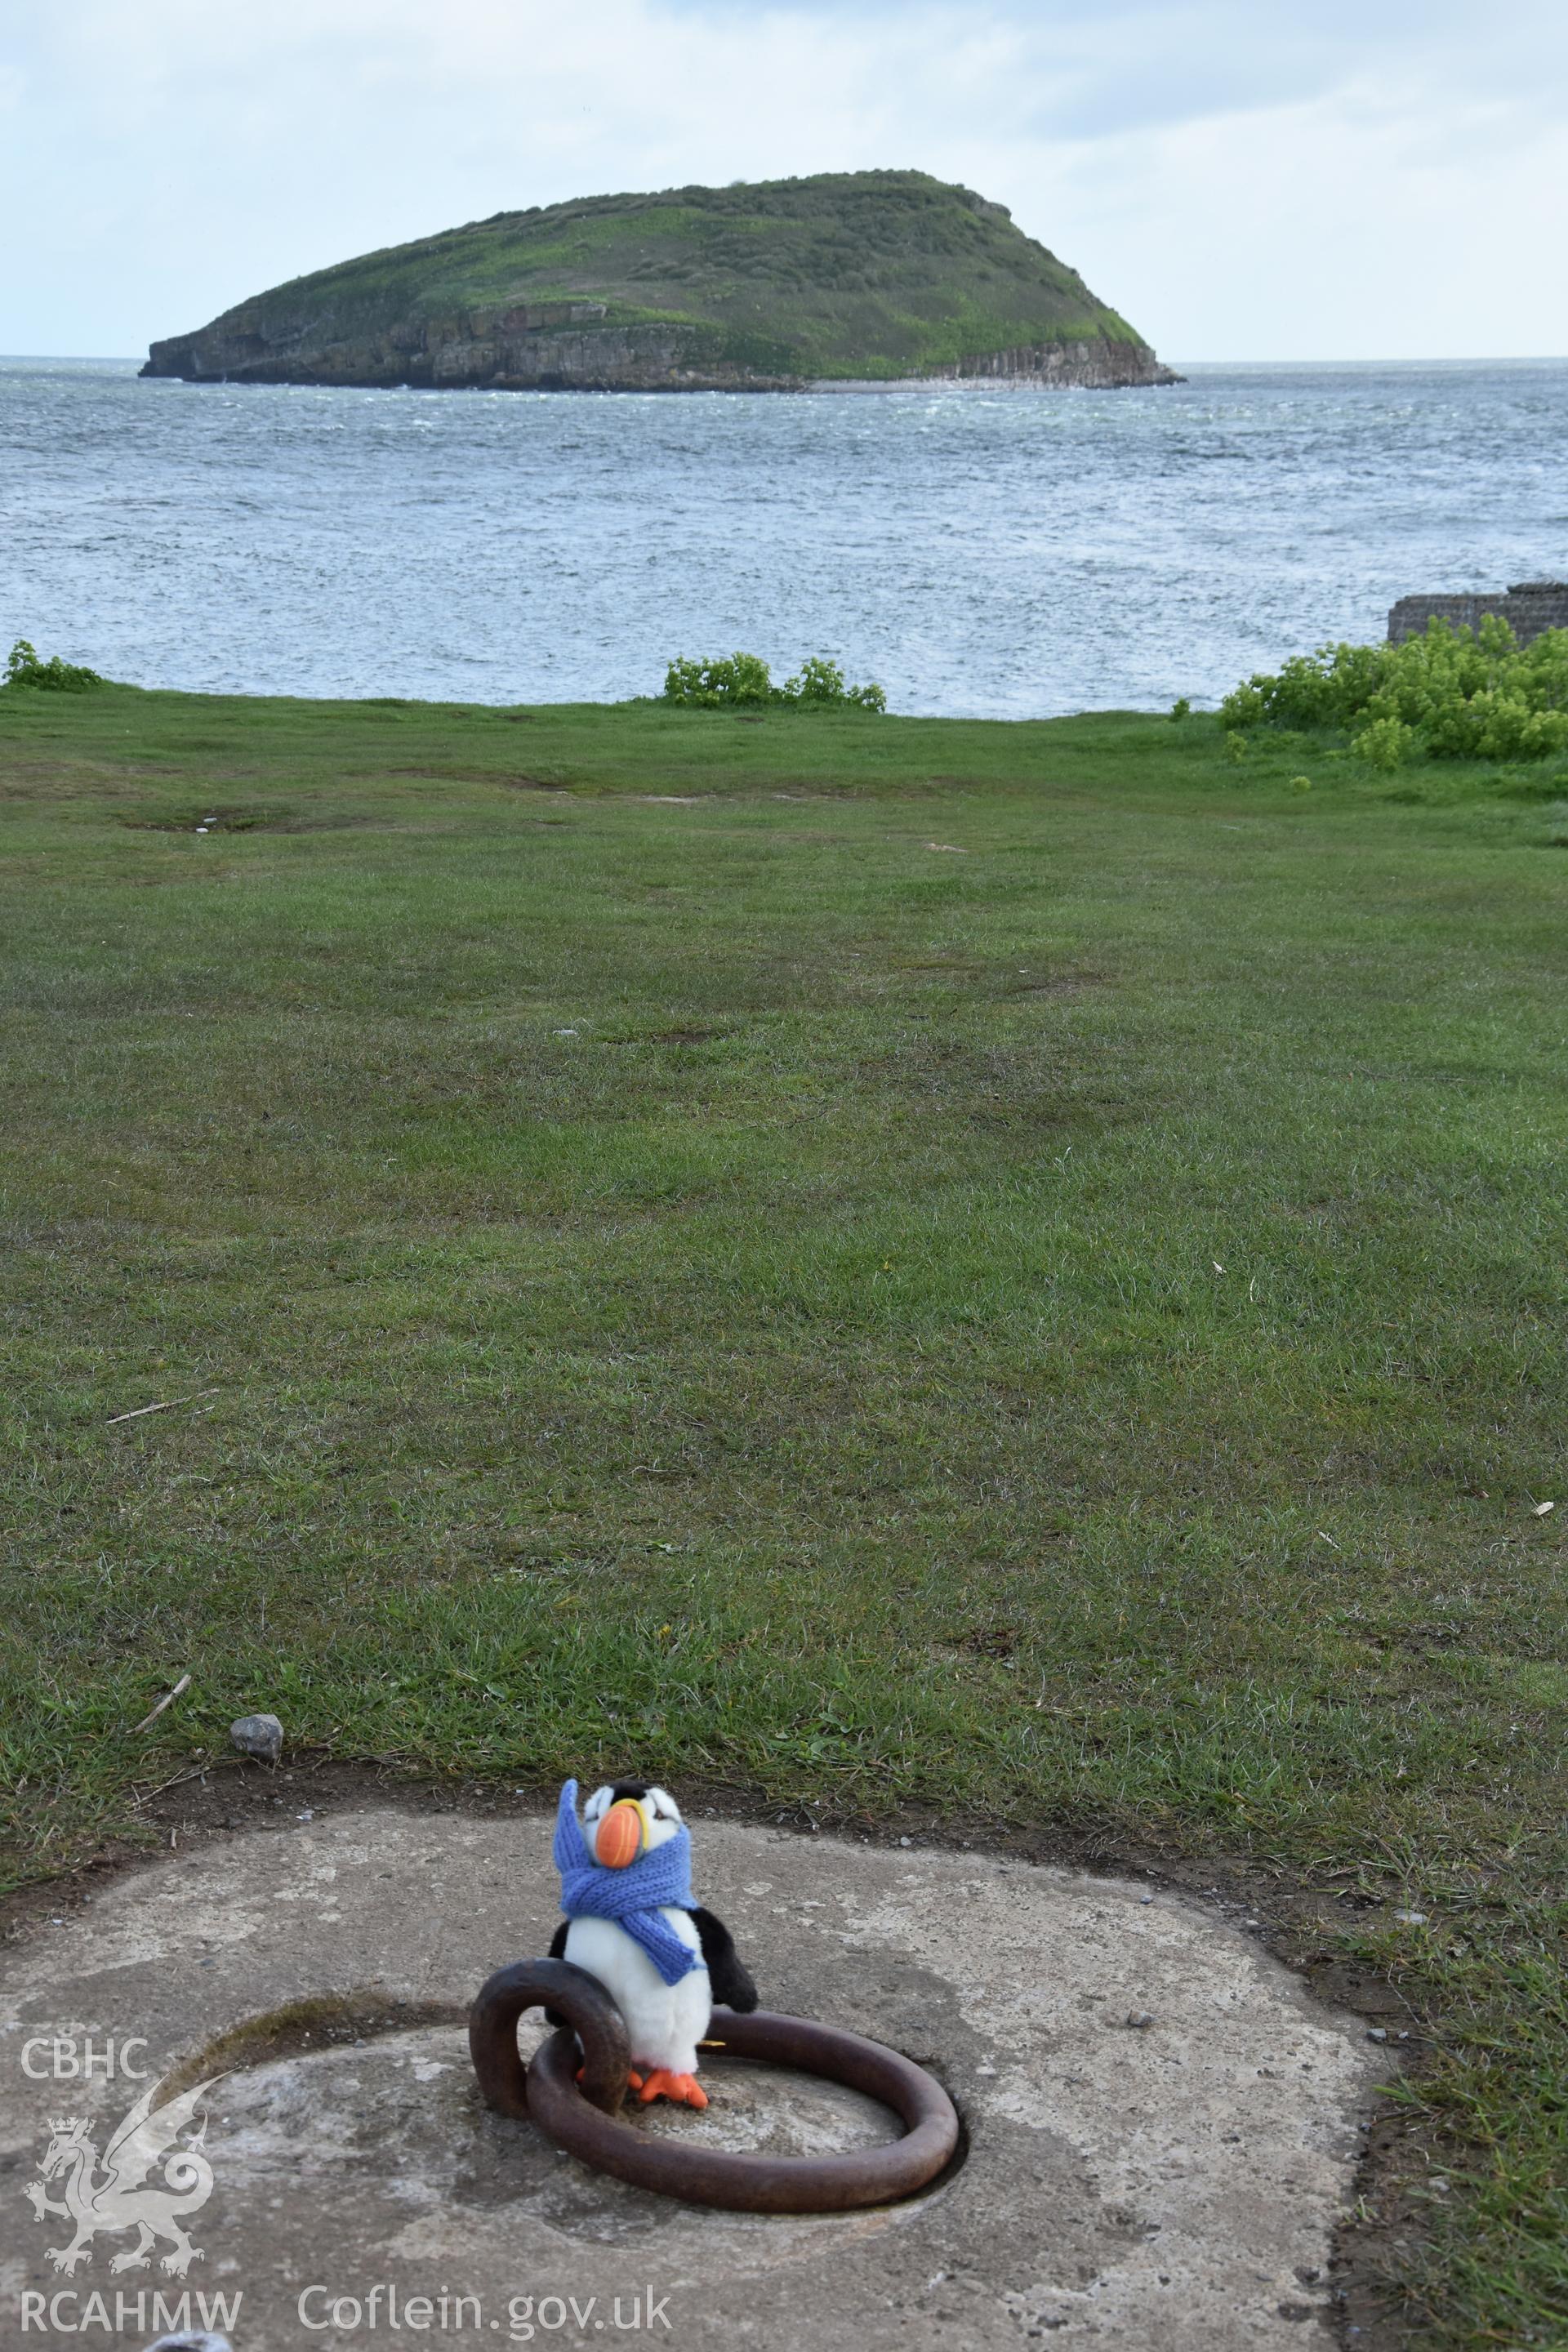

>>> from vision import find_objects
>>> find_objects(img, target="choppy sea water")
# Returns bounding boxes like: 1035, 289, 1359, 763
2, 356, 1564, 717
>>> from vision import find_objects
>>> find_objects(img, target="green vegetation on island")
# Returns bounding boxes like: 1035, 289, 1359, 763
2, 675, 1566, 2345
140, 170, 1179, 392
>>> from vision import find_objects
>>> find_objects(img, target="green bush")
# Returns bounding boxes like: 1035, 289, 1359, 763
1354, 715, 1418, 773
662, 653, 774, 708
662, 652, 887, 712
1220, 617, 1568, 767
4, 639, 105, 693
778, 655, 888, 711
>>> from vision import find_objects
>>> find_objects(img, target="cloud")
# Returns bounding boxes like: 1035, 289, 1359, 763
1030, 80, 1567, 359
2, 0, 1564, 358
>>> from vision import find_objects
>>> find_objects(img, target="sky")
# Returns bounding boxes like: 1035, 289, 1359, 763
4, 0, 1565, 363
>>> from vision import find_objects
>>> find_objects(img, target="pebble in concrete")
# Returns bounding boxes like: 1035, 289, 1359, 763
0, 1809, 1384, 2349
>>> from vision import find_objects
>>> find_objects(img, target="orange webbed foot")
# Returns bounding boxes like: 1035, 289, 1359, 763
636, 2068, 708, 2109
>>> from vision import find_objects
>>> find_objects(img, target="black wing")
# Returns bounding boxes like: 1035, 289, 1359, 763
689, 1906, 759, 2013
544, 1918, 571, 2027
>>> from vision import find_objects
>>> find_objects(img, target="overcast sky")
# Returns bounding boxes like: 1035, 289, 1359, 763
5, 0, 1565, 363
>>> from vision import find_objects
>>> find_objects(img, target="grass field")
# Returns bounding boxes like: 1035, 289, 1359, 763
2, 684, 1566, 2345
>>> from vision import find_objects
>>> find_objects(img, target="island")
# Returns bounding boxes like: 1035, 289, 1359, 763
140, 169, 1181, 394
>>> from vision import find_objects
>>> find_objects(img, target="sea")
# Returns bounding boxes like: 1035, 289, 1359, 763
2, 356, 1564, 718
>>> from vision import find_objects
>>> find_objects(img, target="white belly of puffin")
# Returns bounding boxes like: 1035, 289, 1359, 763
564, 1909, 711, 2075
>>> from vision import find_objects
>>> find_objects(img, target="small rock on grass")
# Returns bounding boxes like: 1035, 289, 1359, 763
230, 1712, 283, 1766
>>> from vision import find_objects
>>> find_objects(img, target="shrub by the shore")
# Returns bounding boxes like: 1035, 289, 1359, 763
1220, 615, 1568, 769
4, 639, 105, 693
663, 652, 887, 712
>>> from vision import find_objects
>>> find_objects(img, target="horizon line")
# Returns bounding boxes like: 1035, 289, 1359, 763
4, 350, 1568, 372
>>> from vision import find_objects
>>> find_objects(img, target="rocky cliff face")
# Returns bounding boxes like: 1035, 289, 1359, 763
917, 337, 1179, 389
144, 309, 803, 392
142, 311, 1176, 391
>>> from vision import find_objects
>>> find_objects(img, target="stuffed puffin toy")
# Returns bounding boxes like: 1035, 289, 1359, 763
547, 1778, 758, 2108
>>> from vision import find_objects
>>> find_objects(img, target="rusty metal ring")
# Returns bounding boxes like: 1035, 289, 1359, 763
470, 1959, 960, 2214
469, 1958, 631, 2118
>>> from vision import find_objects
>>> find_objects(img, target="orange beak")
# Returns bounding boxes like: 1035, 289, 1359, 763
595, 1799, 646, 1869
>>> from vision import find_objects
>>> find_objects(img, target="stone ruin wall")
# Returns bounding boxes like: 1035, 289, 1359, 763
1388, 581, 1568, 648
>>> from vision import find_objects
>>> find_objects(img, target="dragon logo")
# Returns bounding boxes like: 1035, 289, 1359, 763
23, 2076, 220, 2277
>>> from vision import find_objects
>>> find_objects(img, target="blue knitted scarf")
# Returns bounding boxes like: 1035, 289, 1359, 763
553, 1780, 701, 1988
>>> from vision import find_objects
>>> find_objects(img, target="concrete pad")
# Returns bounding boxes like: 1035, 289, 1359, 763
0, 1808, 1383, 2350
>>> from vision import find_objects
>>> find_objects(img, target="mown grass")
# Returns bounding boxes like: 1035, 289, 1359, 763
1, 686, 1566, 2345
